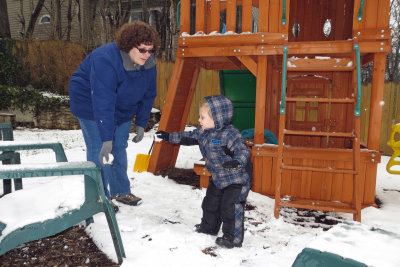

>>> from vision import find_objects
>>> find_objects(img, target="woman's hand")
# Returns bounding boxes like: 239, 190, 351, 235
99, 141, 113, 166
132, 126, 144, 143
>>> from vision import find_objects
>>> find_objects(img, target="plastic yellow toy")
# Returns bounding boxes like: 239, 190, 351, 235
387, 124, 400, 175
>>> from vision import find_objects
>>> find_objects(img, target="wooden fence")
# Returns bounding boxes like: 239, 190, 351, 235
153, 60, 221, 126
360, 82, 400, 155
154, 60, 400, 155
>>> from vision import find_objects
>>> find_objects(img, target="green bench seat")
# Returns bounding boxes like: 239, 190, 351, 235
0, 161, 126, 264
0, 141, 68, 194
0, 141, 68, 162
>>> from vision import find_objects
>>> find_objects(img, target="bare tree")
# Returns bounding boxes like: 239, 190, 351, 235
98, 0, 134, 44
98, 0, 112, 43
44, 0, 63, 40
168, 0, 180, 60
142, 0, 149, 23
0, 0, 11, 38
17, 0, 26, 38
116, 0, 133, 28
25, 0, 45, 39
66, 0, 73, 41
55, 0, 62, 39
158, 0, 171, 60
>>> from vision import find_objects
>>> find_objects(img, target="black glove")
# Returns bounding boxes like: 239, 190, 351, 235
222, 160, 241, 170
156, 130, 169, 141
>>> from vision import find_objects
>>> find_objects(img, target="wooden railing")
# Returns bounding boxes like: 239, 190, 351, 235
179, 0, 288, 36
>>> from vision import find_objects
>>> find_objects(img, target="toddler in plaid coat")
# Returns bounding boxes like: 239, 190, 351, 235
156, 95, 252, 248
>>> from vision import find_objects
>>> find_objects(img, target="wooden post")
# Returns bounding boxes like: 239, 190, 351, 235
259, 0, 270, 32
195, 0, 206, 33
210, 0, 221, 33
148, 58, 200, 173
354, 116, 362, 222
254, 56, 268, 144
242, 0, 252, 32
367, 53, 386, 150
181, 0, 191, 34
180, 65, 200, 130
274, 113, 285, 218
226, 0, 237, 32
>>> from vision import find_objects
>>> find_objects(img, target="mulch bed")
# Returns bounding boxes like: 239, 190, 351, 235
0, 226, 118, 267
0, 167, 364, 266
159, 167, 200, 188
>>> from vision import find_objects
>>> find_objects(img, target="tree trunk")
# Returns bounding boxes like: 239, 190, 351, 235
142, 0, 149, 23
160, 0, 170, 60
0, 0, 11, 38
26, 0, 45, 39
169, 0, 180, 60
87, 0, 97, 47
120, 0, 133, 26
99, 0, 110, 44
56, 0, 62, 39
66, 0, 73, 41
392, 17, 400, 82
18, 0, 26, 38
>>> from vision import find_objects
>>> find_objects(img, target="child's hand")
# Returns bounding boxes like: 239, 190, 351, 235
222, 160, 241, 170
156, 130, 169, 141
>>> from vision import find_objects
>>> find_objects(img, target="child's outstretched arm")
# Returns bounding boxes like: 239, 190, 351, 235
155, 130, 199, 146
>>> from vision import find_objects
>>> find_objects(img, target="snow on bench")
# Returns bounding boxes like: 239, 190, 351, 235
0, 161, 126, 264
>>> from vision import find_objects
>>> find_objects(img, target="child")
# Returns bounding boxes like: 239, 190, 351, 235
156, 95, 252, 248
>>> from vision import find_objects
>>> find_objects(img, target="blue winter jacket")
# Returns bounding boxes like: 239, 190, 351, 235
69, 42, 157, 141
169, 95, 251, 189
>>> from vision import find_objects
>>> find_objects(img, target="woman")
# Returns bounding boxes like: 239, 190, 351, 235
69, 21, 160, 209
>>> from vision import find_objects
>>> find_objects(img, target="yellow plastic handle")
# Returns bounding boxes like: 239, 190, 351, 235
386, 124, 400, 175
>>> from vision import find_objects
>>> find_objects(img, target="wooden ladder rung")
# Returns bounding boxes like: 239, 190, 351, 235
279, 199, 357, 214
281, 164, 357, 174
283, 130, 355, 137
285, 97, 355, 103
286, 57, 354, 72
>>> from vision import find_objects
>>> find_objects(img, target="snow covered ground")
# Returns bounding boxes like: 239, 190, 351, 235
1, 126, 400, 266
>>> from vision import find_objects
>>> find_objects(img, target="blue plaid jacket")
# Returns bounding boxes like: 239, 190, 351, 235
169, 95, 251, 189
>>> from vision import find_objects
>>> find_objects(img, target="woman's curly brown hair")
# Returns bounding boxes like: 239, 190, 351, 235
116, 21, 161, 53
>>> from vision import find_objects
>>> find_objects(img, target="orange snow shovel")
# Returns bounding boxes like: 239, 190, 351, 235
133, 138, 155, 172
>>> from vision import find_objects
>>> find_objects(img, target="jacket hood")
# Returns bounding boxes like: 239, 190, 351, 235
204, 95, 234, 130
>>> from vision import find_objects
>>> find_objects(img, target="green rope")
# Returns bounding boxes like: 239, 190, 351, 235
177, 1, 181, 27
281, 0, 287, 26
357, 0, 365, 22
280, 46, 288, 115
354, 44, 362, 117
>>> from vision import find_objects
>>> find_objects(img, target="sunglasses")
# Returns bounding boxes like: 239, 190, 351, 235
136, 47, 155, 54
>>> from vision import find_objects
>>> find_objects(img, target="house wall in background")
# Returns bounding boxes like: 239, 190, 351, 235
6, 0, 82, 42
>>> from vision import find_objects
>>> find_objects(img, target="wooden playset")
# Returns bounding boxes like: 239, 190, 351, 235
148, 0, 391, 222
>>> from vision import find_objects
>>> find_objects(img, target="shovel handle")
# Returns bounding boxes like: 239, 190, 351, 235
147, 137, 155, 155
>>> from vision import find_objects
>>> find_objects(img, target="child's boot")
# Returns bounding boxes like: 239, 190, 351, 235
215, 235, 242, 248
194, 224, 219, 236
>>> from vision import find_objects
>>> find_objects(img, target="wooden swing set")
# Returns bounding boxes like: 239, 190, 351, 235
148, 0, 391, 222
